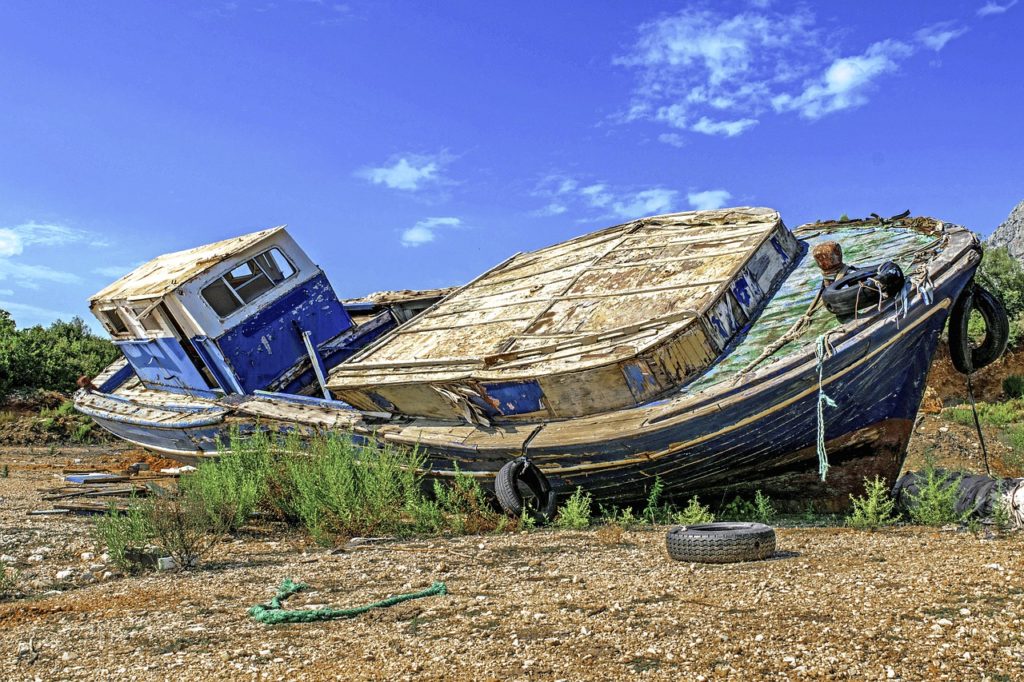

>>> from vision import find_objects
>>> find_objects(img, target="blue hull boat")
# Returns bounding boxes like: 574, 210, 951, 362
75, 210, 989, 510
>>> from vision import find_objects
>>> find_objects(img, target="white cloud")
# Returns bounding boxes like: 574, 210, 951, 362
0, 221, 101, 290
359, 154, 446, 191
618, 8, 819, 137
771, 40, 912, 119
611, 189, 678, 218
532, 175, 681, 220
915, 22, 968, 51
580, 184, 613, 208
658, 132, 687, 148
535, 203, 568, 216
400, 217, 462, 247
0, 260, 82, 288
618, 7, 967, 137
691, 116, 758, 137
978, 0, 1017, 16
688, 189, 732, 211
0, 229, 20, 257
0, 289, 12, 297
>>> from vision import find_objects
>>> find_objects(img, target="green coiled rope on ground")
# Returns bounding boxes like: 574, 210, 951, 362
248, 578, 448, 624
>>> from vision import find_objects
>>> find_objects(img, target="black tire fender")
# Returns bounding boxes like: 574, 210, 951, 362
494, 457, 558, 523
666, 522, 776, 563
948, 283, 1009, 374
822, 261, 905, 318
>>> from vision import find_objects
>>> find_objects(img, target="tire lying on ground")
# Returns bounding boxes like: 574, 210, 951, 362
494, 457, 558, 523
666, 522, 776, 563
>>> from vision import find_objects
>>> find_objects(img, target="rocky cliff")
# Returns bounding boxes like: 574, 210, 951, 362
988, 200, 1024, 259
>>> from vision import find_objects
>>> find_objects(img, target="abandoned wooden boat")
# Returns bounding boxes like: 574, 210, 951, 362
75, 209, 998, 510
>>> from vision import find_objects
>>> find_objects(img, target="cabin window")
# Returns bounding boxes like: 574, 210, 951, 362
132, 305, 165, 333
201, 248, 296, 318
101, 309, 129, 335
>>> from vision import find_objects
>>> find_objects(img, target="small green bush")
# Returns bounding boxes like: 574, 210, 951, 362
1004, 375, 1024, 399
753, 490, 776, 524
847, 476, 900, 530
599, 504, 639, 529
672, 496, 715, 525
430, 466, 509, 535
906, 463, 964, 527
720, 490, 776, 524
642, 477, 674, 524
991, 485, 1014, 532
943, 399, 1024, 427
147, 495, 226, 570
555, 487, 593, 529
281, 434, 426, 543
183, 428, 272, 532
0, 464, 8, 479
720, 495, 756, 521
93, 502, 155, 573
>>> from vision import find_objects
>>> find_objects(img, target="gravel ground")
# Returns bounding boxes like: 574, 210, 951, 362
1, 445, 1023, 681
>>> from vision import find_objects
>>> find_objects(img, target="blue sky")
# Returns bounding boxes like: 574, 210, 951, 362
0, 0, 1021, 330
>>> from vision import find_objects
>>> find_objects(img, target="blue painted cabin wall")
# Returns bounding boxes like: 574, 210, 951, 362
116, 337, 218, 397
212, 273, 353, 394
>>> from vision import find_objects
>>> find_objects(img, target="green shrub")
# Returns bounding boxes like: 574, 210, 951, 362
720, 495, 756, 521
430, 466, 508, 535
555, 487, 593, 529
720, 490, 776, 524
184, 428, 273, 532
0, 464, 7, 479
147, 495, 226, 570
944, 399, 1024, 427
847, 476, 900, 530
672, 496, 715, 525
0, 311, 118, 400
906, 463, 964, 527
992, 485, 1014, 532
599, 504, 639, 529
976, 246, 1024, 347
642, 477, 674, 524
753, 491, 776, 524
1004, 375, 1024, 399
93, 502, 155, 573
277, 433, 435, 543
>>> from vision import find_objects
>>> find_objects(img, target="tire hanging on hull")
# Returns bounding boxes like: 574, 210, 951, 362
948, 282, 1009, 374
494, 457, 558, 523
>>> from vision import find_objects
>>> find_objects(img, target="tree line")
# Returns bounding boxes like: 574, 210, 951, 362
0, 310, 118, 400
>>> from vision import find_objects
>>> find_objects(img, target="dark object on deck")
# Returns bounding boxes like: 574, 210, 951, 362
666, 522, 776, 563
495, 457, 558, 523
948, 283, 1009, 374
812, 241, 845, 283
892, 469, 1023, 519
76, 375, 98, 392
822, 261, 905, 317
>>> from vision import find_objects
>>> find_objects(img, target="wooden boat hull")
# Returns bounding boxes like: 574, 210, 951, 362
81, 265, 971, 510
77, 216, 982, 510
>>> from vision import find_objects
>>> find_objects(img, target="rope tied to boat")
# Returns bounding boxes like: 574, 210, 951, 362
815, 332, 838, 481
736, 289, 825, 379
248, 579, 448, 625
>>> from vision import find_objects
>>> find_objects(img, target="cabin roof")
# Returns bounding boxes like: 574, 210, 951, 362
328, 207, 790, 391
90, 226, 285, 305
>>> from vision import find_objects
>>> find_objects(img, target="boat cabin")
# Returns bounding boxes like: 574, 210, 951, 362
89, 227, 353, 398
